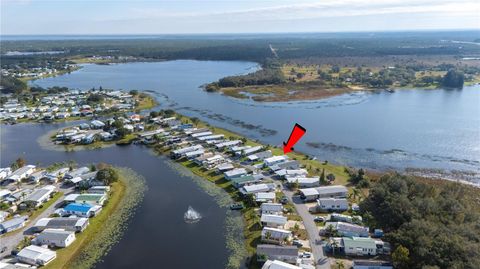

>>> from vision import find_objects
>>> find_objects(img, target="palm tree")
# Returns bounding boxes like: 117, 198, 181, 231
325, 224, 336, 237
351, 188, 361, 201
265, 231, 272, 241
336, 260, 345, 269
331, 239, 340, 256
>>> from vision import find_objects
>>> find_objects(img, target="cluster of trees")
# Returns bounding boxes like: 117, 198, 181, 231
345, 168, 369, 188
210, 59, 285, 89
0, 75, 28, 94
86, 93, 105, 104
10, 158, 26, 171
360, 173, 480, 269
441, 69, 465, 88
95, 165, 119, 186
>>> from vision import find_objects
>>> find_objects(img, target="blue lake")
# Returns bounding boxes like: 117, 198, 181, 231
31, 60, 480, 184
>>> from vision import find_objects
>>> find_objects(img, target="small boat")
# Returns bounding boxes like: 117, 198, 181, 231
230, 203, 244, 210
386, 89, 395, 93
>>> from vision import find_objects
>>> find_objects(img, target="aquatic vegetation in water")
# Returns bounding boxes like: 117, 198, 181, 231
163, 158, 248, 269
70, 167, 147, 269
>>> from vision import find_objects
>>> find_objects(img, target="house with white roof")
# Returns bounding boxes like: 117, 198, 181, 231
0, 168, 11, 180
28, 170, 47, 183
261, 227, 292, 245
275, 169, 308, 178
316, 198, 349, 212
215, 140, 242, 149
260, 203, 283, 215
34, 228, 76, 248
242, 146, 263, 156
25, 185, 56, 207
261, 260, 301, 269
322, 222, 369, 237
255, 192, 276, 203
6, 165, 36, 182
286, 177, 320, 188
247, 150, 273, 162
241, 183, 274, 195
224, 168, 248, 179
17, 245, 56, 266
264, 156, 288, 167
171, 145, 203, 159
216, 163, 234, 173
299, 185, 348, 202
261, 214, 288, 228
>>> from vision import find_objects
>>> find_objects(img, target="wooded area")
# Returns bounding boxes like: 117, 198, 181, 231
360, 174, 480, 269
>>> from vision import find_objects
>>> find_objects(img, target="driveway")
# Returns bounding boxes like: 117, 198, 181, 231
0, 188, 69, 259
283, 189, 331, 269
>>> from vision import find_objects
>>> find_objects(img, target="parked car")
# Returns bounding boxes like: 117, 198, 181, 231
314, 216, 325, 222
292, 240, 303, 247
280, 196, 288, 204
302, 252, 312, 258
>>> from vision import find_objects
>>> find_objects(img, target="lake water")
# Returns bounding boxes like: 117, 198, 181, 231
0, 122, 240, 269
30, 60, 480, 184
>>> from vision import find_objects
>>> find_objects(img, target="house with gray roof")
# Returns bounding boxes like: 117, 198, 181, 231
0, 216, 28, 234
33, 217, 89, 232
34, 228, 76, 248
257, 244, 299, 264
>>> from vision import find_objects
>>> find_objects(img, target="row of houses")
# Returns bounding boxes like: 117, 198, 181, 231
0, 89, 140, 123
6, 183, 111, 267
0, 165, 94, 185
154, 119, 315, 268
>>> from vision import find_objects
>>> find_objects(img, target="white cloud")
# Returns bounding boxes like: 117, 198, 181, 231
126, 0, 480, 21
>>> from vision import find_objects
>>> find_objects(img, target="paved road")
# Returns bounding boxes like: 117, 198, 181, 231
0, 189, 68, 259
283, 189, 331, 269
228, 157, 331, 268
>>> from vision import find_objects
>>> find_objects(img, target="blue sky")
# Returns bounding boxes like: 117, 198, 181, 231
1, 0, 479, 35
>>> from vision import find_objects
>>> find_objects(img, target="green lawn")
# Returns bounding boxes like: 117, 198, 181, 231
44, 177, 126, 269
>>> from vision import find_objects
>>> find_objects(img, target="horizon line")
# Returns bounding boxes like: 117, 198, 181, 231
2, 28, 479, 37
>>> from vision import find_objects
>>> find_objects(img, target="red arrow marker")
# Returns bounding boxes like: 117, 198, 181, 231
283, 123, 307, 154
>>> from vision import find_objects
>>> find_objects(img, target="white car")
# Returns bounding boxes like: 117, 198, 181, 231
302, 252, 312, 258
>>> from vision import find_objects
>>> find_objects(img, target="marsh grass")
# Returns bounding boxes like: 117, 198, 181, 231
164, 159, 248, 269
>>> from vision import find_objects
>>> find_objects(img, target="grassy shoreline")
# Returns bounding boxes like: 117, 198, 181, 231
219, 82, 480, 102
152, 112, 353, 268
43, 167, 146, 269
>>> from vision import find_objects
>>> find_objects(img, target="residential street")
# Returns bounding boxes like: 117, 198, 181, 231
0, 190, 66, 259
243, 162, 331, 269
283, 189, 331, 269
